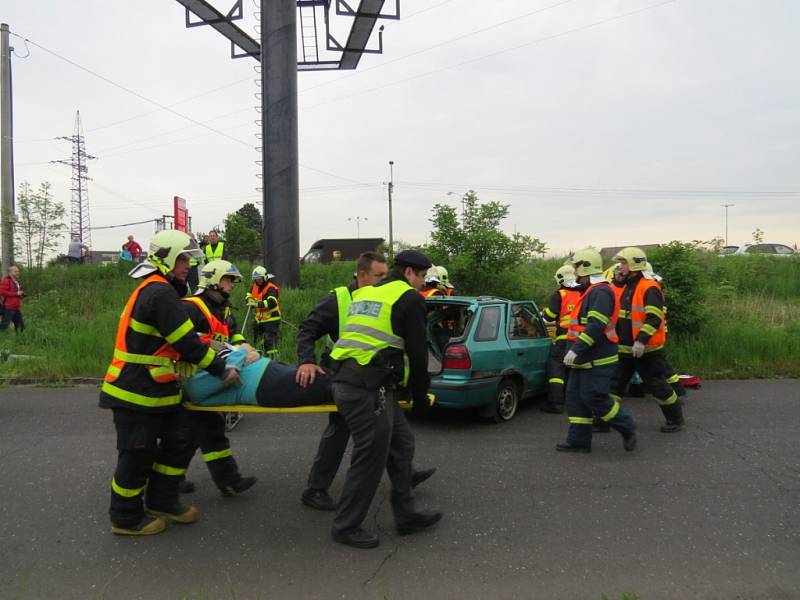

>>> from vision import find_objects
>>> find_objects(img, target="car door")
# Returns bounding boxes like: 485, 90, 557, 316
506, 301, 550, 393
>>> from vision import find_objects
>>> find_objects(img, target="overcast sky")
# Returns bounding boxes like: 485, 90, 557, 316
3, 0, 799, 258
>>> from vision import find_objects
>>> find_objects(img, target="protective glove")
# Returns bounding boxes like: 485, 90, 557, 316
632, 341, 646, 358
246, 298, 258, 308
221, 365, 242, 387
563, 350, 577, 366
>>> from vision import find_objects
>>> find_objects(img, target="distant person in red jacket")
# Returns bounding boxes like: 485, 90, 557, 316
122, 235, 144, 262
0, 265, 25, 333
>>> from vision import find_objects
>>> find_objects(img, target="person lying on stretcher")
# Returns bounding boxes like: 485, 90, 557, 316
183, 344, 333, 407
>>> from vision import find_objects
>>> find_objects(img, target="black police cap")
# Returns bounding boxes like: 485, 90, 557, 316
394, 250, 432, 270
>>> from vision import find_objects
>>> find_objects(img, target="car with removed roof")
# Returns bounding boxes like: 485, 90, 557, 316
720, 243, 796, 256
425, 296, 551, 422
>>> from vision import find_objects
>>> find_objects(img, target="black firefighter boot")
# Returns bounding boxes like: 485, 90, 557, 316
659, 402, 685, 433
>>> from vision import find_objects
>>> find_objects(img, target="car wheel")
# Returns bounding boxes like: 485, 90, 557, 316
492, 379, 519, 423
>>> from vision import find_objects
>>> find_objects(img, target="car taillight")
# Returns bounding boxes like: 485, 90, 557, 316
443, 344, 471, 370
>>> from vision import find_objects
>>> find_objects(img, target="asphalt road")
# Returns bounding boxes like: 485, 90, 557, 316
1, 380, 799, 600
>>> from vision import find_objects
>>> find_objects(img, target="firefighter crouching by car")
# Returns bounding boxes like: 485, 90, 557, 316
557, 247, 637, 453
609, 247, 686, 433
179, 259, 257, 497
99, 230, 241, 536
540, 264, 581, 414
246, 266, 281, 358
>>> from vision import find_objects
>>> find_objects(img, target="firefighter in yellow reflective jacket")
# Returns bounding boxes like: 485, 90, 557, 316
99, 230, 241, 536
246, 266, 281, 358
327, 250, 442, 549
180, 260, 257, 497
558, 247, 637, 453
609, 248, 686, 433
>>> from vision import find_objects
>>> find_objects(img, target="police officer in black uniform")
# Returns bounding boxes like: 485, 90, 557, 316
296, 252, 436, 511
327, 250, 442, 549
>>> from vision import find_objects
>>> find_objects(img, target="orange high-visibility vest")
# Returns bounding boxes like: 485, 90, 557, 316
629, 278, 666, 349
103, 276, 182, 389
556, 288, 582, 341
181, 296, 230, 345
250, 281, 281, 323
567, 282, 620, 344
420, 287, 445, 298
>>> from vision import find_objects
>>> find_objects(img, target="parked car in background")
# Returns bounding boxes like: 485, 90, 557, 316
425, 296, 551, 422
721, 243, 797, 256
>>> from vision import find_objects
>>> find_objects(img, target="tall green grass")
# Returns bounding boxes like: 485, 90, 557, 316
1, 255, 798, 380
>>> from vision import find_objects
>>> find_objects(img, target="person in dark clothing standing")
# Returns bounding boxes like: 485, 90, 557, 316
180, 259, 257, 497
327, 250, 442, 549
609, 247, 686, 433
99, 230, 241, 536
558, 247, 637, 453
295, 252, 436, 511
247, 267, 281, 358
540, 264, 581, 414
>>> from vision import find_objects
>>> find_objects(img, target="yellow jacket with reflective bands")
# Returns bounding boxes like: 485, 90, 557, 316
329, 279, 412, 385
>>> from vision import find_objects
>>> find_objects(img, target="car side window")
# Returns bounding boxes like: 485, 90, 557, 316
775, 244, 794, 255
509, 302, 547, 339
748, 244, 770, 254
474, 306, 500, 341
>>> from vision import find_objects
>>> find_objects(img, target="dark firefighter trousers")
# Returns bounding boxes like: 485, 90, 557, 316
546, 338, 569, 407
610, 351, 684, 424
109, 407, 195, 528
189, 411, 241, 488
332, 380, 416, 535
253, 321, 280, 357
566, 364, 636, 448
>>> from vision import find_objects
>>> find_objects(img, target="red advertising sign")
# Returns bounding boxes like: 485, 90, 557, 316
174, 196, 188, 232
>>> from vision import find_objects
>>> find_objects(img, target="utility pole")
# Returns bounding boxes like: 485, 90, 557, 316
721, 203, 734, 246
261, 1, 299, 287
1, 23, 15, 269
387, 160, 394, 261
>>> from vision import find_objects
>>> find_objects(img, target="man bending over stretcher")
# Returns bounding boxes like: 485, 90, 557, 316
184, 344, 333, 407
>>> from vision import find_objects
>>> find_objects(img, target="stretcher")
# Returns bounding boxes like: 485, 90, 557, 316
183, 393, 434, 414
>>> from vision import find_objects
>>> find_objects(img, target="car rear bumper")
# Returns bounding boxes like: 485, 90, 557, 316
429, 376, 501, 409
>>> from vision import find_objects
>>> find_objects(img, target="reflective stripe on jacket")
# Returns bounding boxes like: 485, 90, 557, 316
567, 282, 620, 344
621, 277, 666, 353
420, 287, 444, 298
329, 279, 412, 385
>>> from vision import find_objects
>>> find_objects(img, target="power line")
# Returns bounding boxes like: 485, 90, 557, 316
90, 218, 156, 231
303, 0, 679, 111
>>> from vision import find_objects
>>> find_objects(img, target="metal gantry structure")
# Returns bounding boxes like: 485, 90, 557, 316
172, 0, 400, 286
52, 111, 95, 248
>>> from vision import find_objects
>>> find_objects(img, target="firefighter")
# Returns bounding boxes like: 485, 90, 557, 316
436, 265, 456, 296
540, 264, 581, 414
420, 271, 446, 298
99, 229, 240, 536
246, 266, 281, 358
558, 247, 637, 453
180, 259, 257, 497
295, 251, 436, 511
328, 250, 443, 549
610, 248, 686, 432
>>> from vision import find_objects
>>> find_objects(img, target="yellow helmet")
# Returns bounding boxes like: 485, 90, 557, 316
251, 266, 267, 281
613, 247, 648, 272
571, 247, 604, 277
148, 229, 204, 275
199, 260, 242, 290
554, 265, 576, 287
437, 265, 449, 286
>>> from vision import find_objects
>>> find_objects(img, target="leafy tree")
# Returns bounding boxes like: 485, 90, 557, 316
752, 227, 764, 243
223, 212, 261, 263
236, 203, 263, 234
647, 241, 705, 336
425, 191, 547, 297
13, 181, 68, 269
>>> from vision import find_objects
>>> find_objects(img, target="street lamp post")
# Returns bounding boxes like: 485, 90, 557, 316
387, 161, 394, 261
721, 203, 735, 246
347, 216, 368, 238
